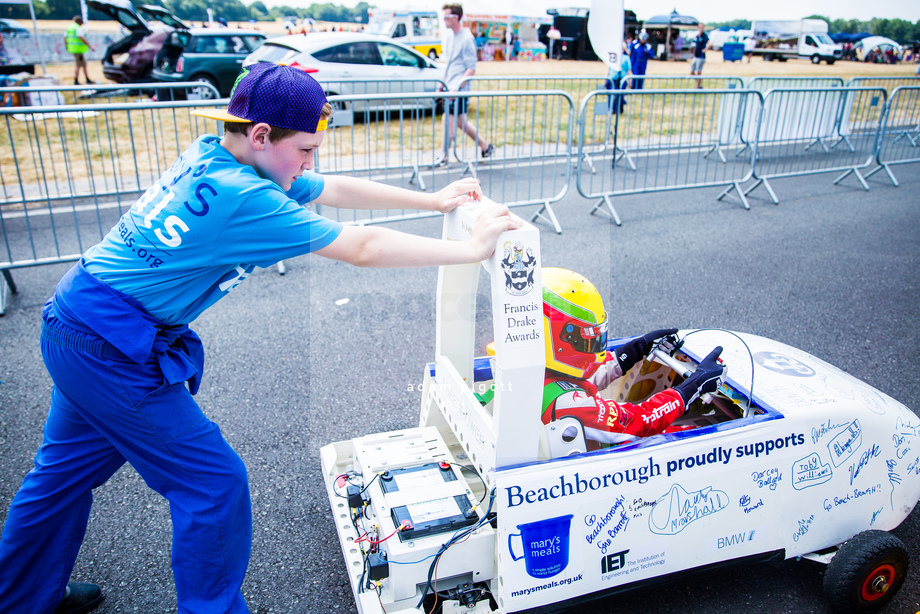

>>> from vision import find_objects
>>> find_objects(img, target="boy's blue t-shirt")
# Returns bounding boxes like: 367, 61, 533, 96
84, 135, 343, 325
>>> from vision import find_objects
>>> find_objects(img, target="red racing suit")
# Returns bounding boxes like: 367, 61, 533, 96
542, 358, 686, 450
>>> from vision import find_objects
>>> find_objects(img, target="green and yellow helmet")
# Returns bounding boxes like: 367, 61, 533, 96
542, 268, 608, 379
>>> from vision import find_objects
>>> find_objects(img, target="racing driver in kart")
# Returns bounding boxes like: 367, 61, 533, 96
541, 268, 724, 450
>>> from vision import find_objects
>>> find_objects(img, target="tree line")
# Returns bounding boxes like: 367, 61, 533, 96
708, 16, 920, 45
1, 0, 371, 25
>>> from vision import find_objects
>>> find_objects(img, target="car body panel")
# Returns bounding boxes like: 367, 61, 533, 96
242, 33, 444, 112
88, 0, 191, 83
495, 328, 920, 609
150, 29, 266, 97
0, 18, 31, 38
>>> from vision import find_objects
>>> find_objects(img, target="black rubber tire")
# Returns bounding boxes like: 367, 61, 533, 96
811, 54, 821, 64
823, 530, 909, 613
827, 59, 836, 65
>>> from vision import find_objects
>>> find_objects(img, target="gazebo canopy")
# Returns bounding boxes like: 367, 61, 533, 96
644, 10, 699, 27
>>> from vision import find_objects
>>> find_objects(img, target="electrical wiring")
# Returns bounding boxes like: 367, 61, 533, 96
416, 488, 497, 610
452, 463, 489, 508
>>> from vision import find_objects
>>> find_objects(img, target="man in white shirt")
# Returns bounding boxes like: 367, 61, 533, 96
436, 3, 493, 166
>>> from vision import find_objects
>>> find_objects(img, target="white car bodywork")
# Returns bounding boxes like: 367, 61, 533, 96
321, 205, 919, 613
242, 33, 444, 114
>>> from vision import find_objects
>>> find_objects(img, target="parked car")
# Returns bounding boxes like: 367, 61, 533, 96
0, 18, 31, 38
242, 33, 443, 113
88, 0, 190, 84
150, 28, 267, 99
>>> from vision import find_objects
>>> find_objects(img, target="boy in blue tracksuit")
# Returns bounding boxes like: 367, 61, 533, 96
0, 63, 520, 614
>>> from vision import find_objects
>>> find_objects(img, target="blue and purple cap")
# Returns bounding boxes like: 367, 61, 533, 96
192, 63, 329, 133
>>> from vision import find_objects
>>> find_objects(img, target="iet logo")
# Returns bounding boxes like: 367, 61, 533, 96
600, 549, 629, 574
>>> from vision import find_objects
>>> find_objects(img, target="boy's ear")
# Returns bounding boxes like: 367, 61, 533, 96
249, 123, 272, 150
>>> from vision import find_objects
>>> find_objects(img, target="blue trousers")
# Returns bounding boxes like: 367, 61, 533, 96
0, 316, 252, 613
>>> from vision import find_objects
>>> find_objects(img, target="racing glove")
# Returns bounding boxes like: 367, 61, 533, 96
675, 346, 724, 407
614, 328, 679, 374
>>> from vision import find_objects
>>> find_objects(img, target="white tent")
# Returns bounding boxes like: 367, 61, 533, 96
853, 36, 903, 61
1, 0, 46, 73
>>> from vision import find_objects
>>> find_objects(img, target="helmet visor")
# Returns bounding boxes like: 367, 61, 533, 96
560, 320, 608, 355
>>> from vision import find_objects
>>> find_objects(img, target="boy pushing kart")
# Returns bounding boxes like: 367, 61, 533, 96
0, 63, 521, 614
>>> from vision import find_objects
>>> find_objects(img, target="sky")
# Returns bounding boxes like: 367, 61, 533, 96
293, 0, 920, 24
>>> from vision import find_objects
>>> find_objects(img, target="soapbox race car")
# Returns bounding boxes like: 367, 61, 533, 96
320, 204, 920, 614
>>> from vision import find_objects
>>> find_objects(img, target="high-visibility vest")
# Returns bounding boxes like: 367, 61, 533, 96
66, 23, 89, 54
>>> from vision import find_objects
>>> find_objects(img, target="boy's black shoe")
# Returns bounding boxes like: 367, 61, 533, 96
55, 583, 104, 614
73, 79, 80, 85
86, 79, 95, 85
481, 144, 494, 158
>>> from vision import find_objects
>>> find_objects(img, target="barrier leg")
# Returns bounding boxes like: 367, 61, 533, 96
743, 178, 779, 205
1, 269, 17, 316
409, 164, 428, 192
717, 181, 751, 210
865, 164, 899, 187
581, 152, 597, 174
804, 137, 830, 153
276, 261, 286, 275
829, 135, 856, 153
613, 146, 636, 171
833, 167, 870, 191
589, 195, 622, 226
704, 144, 728, 164
531, 201, 563, 234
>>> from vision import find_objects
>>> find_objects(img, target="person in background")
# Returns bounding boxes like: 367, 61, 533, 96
743, 36, 755, 63
436, 3, 494, 166
673, 33, 684, 61
690, 22, 712, 89
65, 16, 95, 86
629, 31, 654, 90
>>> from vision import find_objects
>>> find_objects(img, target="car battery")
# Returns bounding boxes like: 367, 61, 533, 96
351, 427, 495, 604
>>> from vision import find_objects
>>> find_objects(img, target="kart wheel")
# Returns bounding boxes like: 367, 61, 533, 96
823, 530, 908, 613
428, 49, 438, 60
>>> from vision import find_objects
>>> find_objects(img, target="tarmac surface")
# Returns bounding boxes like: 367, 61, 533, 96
1, 163, 918, 613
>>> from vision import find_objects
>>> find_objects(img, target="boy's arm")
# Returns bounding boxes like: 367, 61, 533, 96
316, 174, 482, 214
315, 204, 520, 268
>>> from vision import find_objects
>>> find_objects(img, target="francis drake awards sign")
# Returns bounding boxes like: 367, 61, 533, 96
499, 240, 540, 344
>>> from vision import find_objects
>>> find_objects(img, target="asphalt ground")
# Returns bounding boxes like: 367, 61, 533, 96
1, 163, 919, 614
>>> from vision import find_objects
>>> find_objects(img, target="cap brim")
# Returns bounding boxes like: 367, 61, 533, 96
190, 108, 250, 122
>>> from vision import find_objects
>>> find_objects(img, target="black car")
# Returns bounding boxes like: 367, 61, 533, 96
88, 0, 189, 83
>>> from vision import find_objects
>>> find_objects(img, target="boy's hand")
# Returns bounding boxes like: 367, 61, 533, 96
468, 204, 523, 260
432, 178, 483, 213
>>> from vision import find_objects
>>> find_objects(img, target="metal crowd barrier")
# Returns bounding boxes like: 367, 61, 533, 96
744, 87, 887, 203
746, 76, 845, 91
617, 75, 746, 91
846, 76, 920, 96
317, 89, 575, 233
459, 75, 605, 107
575, 88, 762, 225
0, 81, 220, 107
749, 86, 888, 201
866, 85, 920, 186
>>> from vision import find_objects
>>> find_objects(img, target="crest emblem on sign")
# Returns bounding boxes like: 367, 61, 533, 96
500, 241, 536, 296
